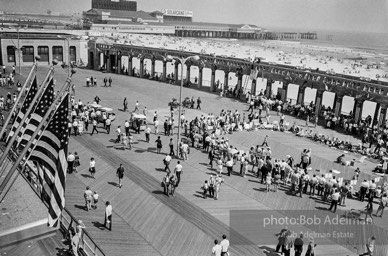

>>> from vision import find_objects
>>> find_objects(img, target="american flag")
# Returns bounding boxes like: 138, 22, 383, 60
17, 78, 54, 149
27, 93, 69, 227
7, 76, 38, 142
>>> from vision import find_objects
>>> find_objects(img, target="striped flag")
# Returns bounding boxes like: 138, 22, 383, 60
7, 76, 38, 142
28, 93, 69, 227
17, 78, 54, 149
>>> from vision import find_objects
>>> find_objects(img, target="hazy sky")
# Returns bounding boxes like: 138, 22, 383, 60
1, 0, 387, 33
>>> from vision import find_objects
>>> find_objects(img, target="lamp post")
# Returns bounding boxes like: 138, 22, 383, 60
166, 55, 200, 156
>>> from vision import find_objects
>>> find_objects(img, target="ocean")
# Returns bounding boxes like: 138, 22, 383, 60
304, 30, 388, 56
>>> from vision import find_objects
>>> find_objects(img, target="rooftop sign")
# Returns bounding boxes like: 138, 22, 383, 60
161, 9, 193, 17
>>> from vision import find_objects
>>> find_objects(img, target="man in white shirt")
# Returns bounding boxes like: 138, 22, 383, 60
164, 154, 172, 173
212, 239, 222, 256
220, 235, 229, 256
105, 118, 111, 134
174, 161, 183, 186
145, 125, 151, 143
328, 188, 340, 213
104, 201, 112, 231
67, 152, 75, 174
226, 159, 234, 177
181, 143, 189, 160
124, 120, 130, 136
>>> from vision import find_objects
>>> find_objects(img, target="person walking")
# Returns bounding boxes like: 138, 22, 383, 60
209, 175, 215, 198
83, 186, 93, 211
169, 174, 177, 196
67, 152, 75, 174
93, 191, 99, 209
145, 125, 151, 143
220, 235, 229, 256
155, 136, 162, 154
163, 154, 172, 173
174, 161, 183, 186
196, 97, 202, 110
214, 175, 224, 200
108, 77, 112, 87
202, 180, 209, 199
162, 173, 171, 196
123, 97, 128, 112
91, 119, 98, 135
169, 138, 175, 156
105, 118, 111, 134
116, 164, 124, 188
262, 135, 269, 147
74, 152, 80, 173
104, 201, 112, 231
89, 158, 96, 178
375, 193, 388, 217
124, 120, 130, 136
212, 239, 222, 256
115, 126, 121, 143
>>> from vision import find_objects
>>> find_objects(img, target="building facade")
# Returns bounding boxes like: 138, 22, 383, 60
0, 31, 88, 67
92, 0, 137, 11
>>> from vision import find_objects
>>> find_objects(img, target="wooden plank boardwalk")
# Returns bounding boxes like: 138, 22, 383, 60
4, 67, 388, 255
65, 174, 162, 256
68, 136, 266, 256
66, 116, 388, 256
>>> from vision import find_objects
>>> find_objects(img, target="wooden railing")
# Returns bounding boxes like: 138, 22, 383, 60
0, 146, 106, 256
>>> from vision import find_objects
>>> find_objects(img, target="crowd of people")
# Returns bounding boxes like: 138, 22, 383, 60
62, 76, 388, 256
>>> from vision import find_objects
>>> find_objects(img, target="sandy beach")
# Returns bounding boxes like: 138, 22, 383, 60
116, 33, 388, 83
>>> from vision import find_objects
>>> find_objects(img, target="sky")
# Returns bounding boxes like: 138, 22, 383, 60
0, 0, 387, 33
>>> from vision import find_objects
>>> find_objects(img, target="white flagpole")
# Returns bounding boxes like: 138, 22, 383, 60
0, 56, 40, 141
0, 71, 75, 197
0, 61, 58, 170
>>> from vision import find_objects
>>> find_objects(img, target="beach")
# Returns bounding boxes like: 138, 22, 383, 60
115, 33, 388, 84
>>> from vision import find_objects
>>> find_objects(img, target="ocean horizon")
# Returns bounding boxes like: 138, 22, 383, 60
266, 29, 388, 56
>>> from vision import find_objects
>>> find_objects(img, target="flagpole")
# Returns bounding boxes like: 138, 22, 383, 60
0, 70, 75, 197
0, 61, 58, 170
0, 56, 40, 141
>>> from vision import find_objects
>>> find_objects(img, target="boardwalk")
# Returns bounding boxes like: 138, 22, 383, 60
3, 66, 388, 255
